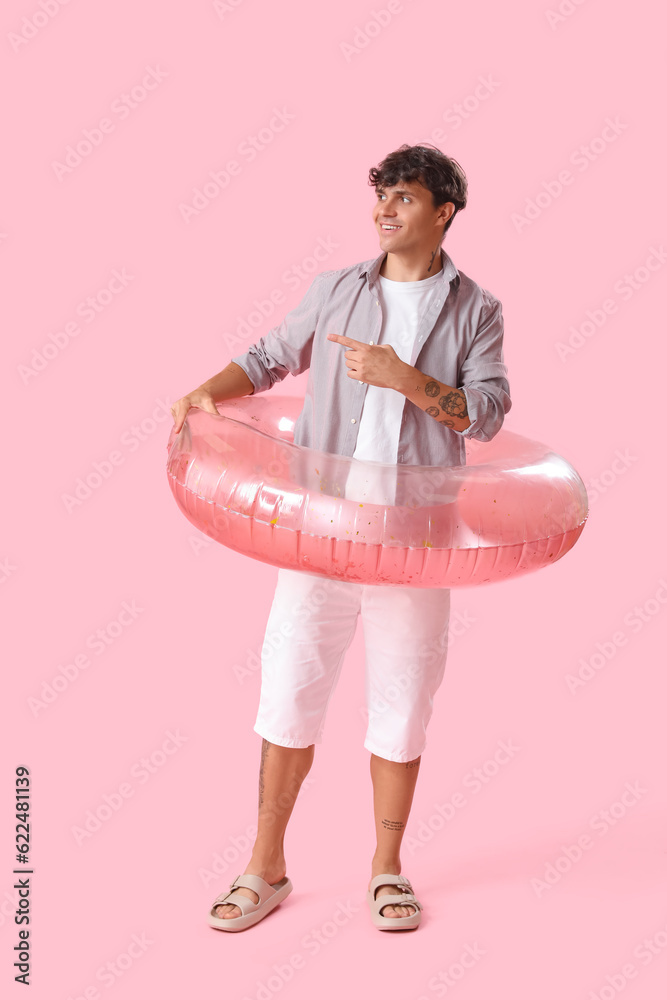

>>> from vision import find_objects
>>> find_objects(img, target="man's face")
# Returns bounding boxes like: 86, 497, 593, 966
372, 179, 454, 252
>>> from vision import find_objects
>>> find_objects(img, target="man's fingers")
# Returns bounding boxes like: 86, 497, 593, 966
171, 395, 220, 434
171, 400, 190, 433
172, 411, 186, 434
327, 332, 360, 347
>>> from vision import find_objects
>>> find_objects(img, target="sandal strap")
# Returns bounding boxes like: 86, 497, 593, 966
211, 889, 255, 916
369, 873, 414, 896
372, 892, 421, 913
229, 873, 275, 904
211, 873, 279, 913
368, 874, 422, 915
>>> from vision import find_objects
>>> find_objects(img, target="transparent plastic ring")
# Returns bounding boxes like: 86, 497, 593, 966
166, 395, 589, 588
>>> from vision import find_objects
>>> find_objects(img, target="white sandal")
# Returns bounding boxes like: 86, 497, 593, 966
367, 873, 422, 930
208, 873, 293, 931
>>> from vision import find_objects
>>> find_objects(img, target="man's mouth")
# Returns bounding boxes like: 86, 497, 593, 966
380, 224, 401, 231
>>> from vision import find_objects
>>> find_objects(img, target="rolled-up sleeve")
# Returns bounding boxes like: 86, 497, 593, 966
458, 294, 512, 442
230, 273, 325, 393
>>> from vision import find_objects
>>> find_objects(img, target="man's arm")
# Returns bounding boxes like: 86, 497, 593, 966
172, 274, 325, 433
398, 294, 512, 440
199, 362, 255, 401
229, 272, 325, 394
205, 272, 327, 399
326, 332, 471, 434
455, 295, 511, 442
170, 362, 255, 433
395, 294, 511, 438
327, 288, 511, 442
392, 368, 470, 432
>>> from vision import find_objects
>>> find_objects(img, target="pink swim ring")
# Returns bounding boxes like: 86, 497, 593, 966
166, 395, 588, 588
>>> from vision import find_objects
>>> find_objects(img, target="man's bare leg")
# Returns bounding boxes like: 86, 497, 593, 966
214, 739, 314, 918
368, 753, 421, 918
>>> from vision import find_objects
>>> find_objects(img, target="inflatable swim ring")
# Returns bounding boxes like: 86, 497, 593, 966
166, 395, 588, 588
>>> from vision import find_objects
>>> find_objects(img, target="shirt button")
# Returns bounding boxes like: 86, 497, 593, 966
351, 418, 356, 424
369, 340, 374, 345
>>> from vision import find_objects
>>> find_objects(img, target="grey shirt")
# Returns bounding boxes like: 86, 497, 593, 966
230, 247, 511, 468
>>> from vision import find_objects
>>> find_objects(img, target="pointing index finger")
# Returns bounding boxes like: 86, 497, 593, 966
327, 332, 360, 346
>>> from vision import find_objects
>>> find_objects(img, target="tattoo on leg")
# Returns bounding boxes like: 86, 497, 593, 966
424, 380, 440, 398
259, 739, 269, 809
439, 391, 468, 419
381, 819, 405, 831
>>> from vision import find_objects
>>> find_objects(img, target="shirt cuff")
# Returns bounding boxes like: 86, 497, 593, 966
229, 353, 267, 394
460, 384, 512, 442
458, 386, 486, 438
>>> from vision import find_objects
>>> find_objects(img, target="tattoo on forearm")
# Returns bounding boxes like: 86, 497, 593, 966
420, 379, 468, 426
423, 391, 465, 425
259, 739, 269, 809
439, 391, 468, 418
381, 818, 405, 831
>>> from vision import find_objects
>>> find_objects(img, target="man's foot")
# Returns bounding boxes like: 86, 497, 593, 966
368, 867, 417, 919
213, 862, 287, 919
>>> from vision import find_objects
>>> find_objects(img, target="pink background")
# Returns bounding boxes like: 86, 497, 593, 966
3, 0, 666, 997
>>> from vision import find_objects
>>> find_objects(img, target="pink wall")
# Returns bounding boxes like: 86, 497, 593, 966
3, 1, 665, 997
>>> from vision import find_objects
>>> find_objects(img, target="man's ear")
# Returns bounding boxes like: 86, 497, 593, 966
438, 201, 455, 226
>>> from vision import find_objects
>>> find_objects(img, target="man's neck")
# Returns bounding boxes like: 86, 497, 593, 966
379, 248, 443, 282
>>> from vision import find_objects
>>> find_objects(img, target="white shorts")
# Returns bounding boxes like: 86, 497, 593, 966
254, 567, 451, 763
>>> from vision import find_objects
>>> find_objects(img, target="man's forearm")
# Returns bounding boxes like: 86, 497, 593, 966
199, 362, 255, 401
393, 364, 471, 432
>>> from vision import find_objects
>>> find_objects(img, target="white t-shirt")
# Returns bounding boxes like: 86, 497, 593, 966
345, 269, 442, 504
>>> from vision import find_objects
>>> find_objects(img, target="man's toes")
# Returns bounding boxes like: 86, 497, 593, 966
383, 902, 415, 918
213, 887, 259, 919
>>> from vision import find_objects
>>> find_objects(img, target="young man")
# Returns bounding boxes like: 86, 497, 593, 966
171, 144, 512, 931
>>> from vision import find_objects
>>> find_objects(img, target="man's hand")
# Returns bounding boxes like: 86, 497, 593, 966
326, 332, 410, 390
170, 387, 220, 435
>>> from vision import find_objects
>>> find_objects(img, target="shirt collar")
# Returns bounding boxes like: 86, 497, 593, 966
358, 247, 460, 287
